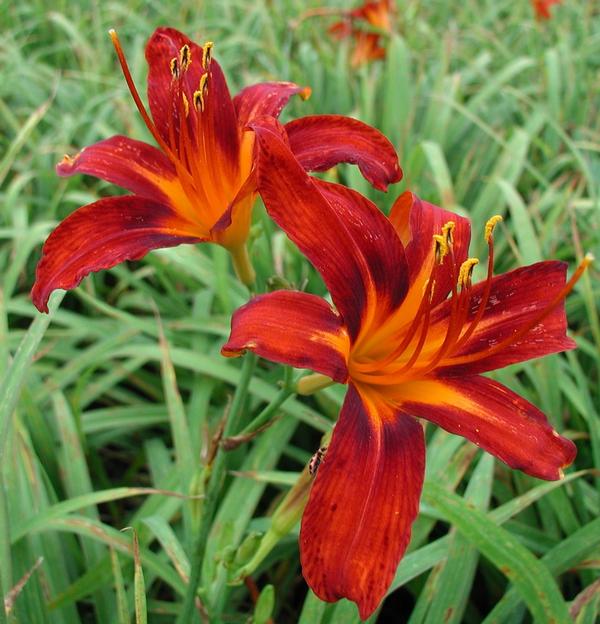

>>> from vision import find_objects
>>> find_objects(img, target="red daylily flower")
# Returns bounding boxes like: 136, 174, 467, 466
531, 0, 562, 19
222, 120, 588, 619
330, 0, 394, 67
31, 27, 401, 312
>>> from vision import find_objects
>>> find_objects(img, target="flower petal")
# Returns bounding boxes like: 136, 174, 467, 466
252, 118, 408, 340
300, 383, 425, 619
390, 191, 471, 307
284, 114, 402, 191
221, 290, 349, 382
233, 82, 311, 130
395, 375, 576, 480
201, 57, 242, 177
145, 27, 207, 146
31, 196, 202, 313
56, 135, 177, 202
438, 261, 576, 375
314, 178, 408, 317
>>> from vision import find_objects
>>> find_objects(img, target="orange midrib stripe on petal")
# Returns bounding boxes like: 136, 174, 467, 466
389, 378, 482, 414
352, 252, 435, 358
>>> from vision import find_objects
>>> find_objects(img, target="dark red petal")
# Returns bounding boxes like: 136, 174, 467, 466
202, 57, 242, 177
56, 135, 176, 202
233, 82, 311, 130
285, 114, 401, 191
31, 196, 201, 313
145, 27, 206, 146
438, 261, 576, 375
390, 191, 471, 306
221, 290, 349, 382
314, 178, 408, 317
397, 375, 576, 480
252, 118, 408, 340
300, 383, 425, 619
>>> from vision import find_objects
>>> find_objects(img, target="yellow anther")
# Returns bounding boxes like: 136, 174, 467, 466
170, 57, 179, 78
193, 73, 209, 111
179, 44, 191, 71
199, 73, 208, 94
442, 221, 455, 246
485, 215, 503, 243
433, 234, 448, 264
181, 92, 189, 117
202, 42, 214, 68
193, 90, 203, 111
458, 258, 479, 288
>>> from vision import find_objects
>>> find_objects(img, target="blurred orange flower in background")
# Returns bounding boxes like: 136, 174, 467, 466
329, 0, 395, 66
531, 0, 562, 19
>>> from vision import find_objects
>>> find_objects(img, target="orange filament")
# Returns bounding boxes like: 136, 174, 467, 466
202, 42, 214, 68
109, 29, 174, 158
451, 217, 500, 352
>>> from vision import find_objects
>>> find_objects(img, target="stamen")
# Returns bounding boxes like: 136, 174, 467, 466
453, 217, 500, 351
181, 92, 189, 117
442, 221, 455, 246
108, 29, 175, 158
383, 279, 437, 377
447, 253, 594, 367
458, 258, 479, 289
413, 258, 476, 377
202, 42, 214, 68
433, 235, 448, 264
179, 44, 191, 71
485, 215, 503, 243
195, 73, 209, 111
351, 278, 437, 375
193, 90, 203, 111
170, 57, 179, 78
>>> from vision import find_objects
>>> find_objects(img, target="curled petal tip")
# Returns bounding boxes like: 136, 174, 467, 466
56, 153, 77, 175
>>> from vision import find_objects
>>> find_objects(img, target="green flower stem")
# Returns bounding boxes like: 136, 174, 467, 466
229, 244, 256, 288
177, 352, 257, 623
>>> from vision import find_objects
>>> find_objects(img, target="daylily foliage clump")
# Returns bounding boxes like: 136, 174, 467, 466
32, 19, 588, 623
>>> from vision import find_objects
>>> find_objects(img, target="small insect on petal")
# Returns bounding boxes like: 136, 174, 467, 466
309, 446, 328, 476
